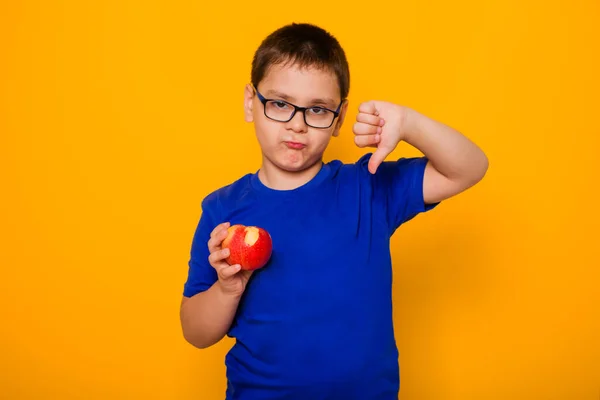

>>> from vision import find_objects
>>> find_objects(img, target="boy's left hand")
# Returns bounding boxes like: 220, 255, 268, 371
353, 100, 410, 174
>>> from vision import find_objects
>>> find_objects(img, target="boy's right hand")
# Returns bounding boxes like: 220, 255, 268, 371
208, 222, 253, 298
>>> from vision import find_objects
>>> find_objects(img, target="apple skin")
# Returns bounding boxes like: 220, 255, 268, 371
222, 224, 272, 271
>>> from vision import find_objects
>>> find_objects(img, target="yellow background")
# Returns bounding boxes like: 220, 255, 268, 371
1, 0, 599, 399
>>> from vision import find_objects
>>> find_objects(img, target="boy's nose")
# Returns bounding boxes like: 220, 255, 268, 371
286, 110, 308, 133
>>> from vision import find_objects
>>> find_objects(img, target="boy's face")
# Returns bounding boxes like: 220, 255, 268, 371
244, 62, 348, 173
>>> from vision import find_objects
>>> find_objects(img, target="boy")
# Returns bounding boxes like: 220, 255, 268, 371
180, 23, 488, 400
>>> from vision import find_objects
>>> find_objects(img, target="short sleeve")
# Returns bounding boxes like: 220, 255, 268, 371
374, 155, 439, 233
182, 197, 219, 297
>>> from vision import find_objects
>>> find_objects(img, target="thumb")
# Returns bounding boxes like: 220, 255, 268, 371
241, 269, 254, 283
368, 147, 391, 174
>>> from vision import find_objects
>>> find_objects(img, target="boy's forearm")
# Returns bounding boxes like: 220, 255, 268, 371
404, 108, 488, 184
180, 282, 241, 349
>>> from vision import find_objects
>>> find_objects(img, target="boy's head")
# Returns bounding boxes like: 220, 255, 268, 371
244, 23, 350, 174
250, 23, 350, 101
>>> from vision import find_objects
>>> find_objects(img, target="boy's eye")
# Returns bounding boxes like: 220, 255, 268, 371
309, 107, 326, 115
272, 101, 289, 109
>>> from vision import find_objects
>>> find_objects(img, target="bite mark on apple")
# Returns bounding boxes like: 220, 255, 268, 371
244, 227, 259, 246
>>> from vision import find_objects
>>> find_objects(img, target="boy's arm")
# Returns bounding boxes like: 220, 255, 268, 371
181, 221, 252, 349
353, 101, 488, 204
180, 283, 241, 349
402, 108, 489, 204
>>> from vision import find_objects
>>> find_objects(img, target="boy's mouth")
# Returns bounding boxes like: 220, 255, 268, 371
284, 141, 306, 150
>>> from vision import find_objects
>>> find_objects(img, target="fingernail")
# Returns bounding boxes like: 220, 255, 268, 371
379, 118, 385, 126
377, 127, 382, 134
224, 248, 230, 256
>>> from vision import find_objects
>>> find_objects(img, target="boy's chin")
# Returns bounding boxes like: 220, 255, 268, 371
273, 158, 321, 174
278, 160, 320, 173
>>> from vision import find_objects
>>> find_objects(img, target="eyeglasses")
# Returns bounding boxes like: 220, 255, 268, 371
254, 87, 343, 129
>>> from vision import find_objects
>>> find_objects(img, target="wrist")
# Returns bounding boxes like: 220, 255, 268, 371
401, 107, 422, 144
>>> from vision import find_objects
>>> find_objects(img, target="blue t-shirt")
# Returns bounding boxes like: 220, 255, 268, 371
183, 153, 438, 400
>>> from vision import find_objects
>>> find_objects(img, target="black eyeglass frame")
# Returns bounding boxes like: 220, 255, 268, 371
253, 86, 344, 129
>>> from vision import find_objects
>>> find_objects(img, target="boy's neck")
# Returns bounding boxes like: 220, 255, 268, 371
258, 158, 323, 191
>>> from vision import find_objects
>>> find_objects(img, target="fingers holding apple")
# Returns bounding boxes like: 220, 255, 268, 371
208, 222, 231, 254
208, 246, 232, 270
206, 222, 250, 297
207, 222, 234, 272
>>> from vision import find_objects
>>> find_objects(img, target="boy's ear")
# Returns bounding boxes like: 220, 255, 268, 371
244, 84, 254, 122
332, 100, 349, 137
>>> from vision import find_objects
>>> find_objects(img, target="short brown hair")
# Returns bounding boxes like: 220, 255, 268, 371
251, 23, 350, 100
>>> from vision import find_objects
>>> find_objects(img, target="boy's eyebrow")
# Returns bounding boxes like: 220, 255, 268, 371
264, 89, 337, 107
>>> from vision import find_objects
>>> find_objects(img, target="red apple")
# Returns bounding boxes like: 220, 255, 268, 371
222, 224, 272, 271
